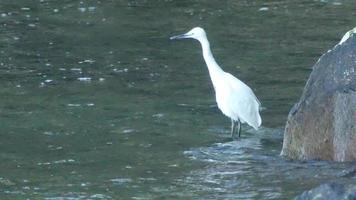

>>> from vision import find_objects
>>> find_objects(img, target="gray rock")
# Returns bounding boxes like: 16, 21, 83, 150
281, 30, 356, 161
295, 183, 356, 200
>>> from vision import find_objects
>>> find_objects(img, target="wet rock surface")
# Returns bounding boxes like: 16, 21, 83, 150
281, 31, 356, 161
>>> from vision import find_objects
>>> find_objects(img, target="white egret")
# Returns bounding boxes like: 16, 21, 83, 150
170, 27, 262, 139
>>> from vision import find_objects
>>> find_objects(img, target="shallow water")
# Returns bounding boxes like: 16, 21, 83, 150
0, 0, 355, 199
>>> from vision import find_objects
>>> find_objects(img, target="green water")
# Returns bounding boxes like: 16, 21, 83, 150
0, 0, 355, 199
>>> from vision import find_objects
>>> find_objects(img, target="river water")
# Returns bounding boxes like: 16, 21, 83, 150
0, 0, 355, 199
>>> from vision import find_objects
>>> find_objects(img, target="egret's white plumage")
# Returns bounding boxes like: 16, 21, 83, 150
170, 27, 262, 138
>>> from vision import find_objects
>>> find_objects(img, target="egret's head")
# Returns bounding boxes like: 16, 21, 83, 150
170, 27, 206, 41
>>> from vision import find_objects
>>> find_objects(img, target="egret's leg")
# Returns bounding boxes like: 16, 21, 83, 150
230, 119, 236, 139
237, 119, 241, 138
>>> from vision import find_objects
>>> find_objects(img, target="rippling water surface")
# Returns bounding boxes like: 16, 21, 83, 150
0, 0, 355, 199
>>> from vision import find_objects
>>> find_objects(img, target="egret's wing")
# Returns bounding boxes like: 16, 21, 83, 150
224, 73, 262, 129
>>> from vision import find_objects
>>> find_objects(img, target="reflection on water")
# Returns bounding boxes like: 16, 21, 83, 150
0, 0, 355, 199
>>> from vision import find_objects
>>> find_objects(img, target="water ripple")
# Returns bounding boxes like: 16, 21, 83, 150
177, 127, 354, 199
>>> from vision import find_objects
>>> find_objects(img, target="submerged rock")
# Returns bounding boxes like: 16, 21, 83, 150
281, 28, 356, 161
295, 183, 356, 200
0, 177, 15, 186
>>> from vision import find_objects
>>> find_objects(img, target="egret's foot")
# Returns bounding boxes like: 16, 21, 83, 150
231, 131, 239, 141
237, 119, 241, 139
231, 131, 236, 140
230, 119, 236, 139
230, 119, 242, 140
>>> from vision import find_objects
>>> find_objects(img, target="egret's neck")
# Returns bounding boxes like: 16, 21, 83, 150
199, 37, 224, 78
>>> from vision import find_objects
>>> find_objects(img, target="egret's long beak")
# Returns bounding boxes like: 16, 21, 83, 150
170, 33, 192, 40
